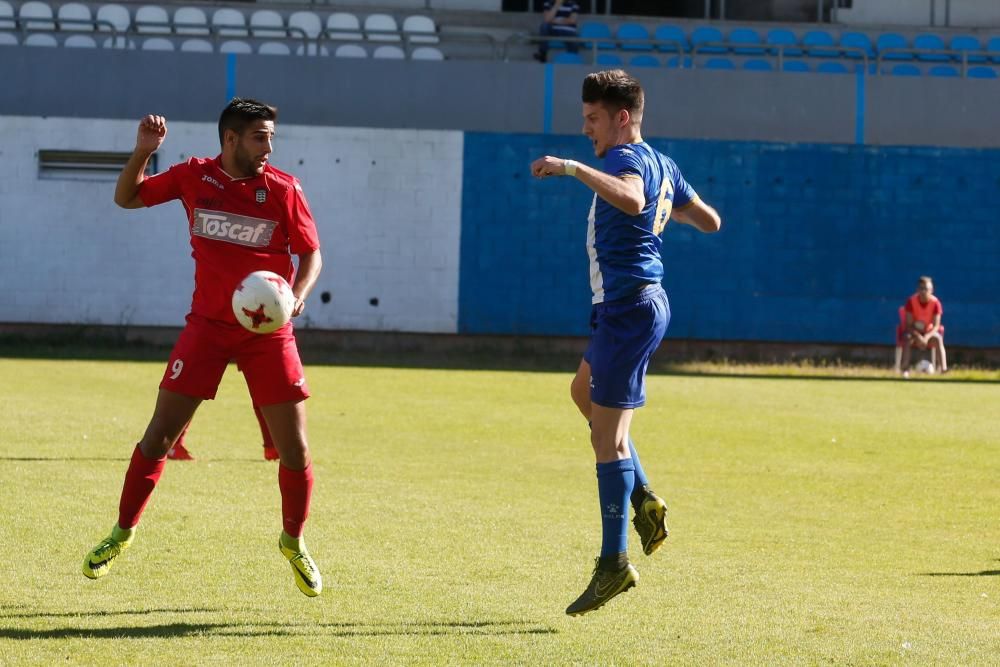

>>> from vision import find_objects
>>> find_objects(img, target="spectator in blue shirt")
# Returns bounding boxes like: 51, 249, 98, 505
534, 0, 580, 63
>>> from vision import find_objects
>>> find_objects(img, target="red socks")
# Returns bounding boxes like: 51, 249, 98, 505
278, 463, 313, 538
253, 404, 275, 449
118, 445, 166, 529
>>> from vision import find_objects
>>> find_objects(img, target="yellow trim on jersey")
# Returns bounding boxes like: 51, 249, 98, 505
618, 174, 644, 181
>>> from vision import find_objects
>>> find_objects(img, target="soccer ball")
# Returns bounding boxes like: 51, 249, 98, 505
232, 271, 295, 334
916, 359, 935, 374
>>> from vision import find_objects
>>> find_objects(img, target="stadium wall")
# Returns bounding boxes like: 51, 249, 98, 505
0, 117, 464, 333
2, 116, 998, 347
459, 133, 1000, 347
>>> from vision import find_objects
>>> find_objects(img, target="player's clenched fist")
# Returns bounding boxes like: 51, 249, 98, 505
531, 155, 571, 178
136, 115, 167, 154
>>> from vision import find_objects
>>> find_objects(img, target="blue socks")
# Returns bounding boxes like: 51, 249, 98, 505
628, 436, 650, 509
596, 459, 635, 558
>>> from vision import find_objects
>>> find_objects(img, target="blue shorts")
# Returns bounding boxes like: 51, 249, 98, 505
584, 284, 670, 409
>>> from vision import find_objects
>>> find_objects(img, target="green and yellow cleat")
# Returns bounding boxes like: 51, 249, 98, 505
279, 536, 322, 598
82, 526, 134, 580
633, 491, 669, 556
566, 559, 639, 617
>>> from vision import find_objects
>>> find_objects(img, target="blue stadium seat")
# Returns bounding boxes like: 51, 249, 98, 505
840, 32, 874, 59
665, 55, 691, 69
617, 22, 652, 51
817, 61, 849, 74
987, 37, 1000, 63
728, 27, 764, 55
654, 24, 687, 53
949, 35, 985, 63
877, 33, 911, 61
596, 53, 623, 66
690, 26, 725, 54
890, 63, 921, 76
629, 54, 660, 67
913, 34, 949, 62
967, 65, 998, 79
782, 59, 810, 72
579, 21, 614, 50
802, 30, 838, 57
704, 57, 735, 70
743, 58, 773, 71
928, 64, 958, 77
766, 28, 801, 56
553, 51, 584, 64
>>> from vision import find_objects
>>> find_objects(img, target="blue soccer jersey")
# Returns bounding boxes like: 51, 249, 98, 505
586, 142, 697, 304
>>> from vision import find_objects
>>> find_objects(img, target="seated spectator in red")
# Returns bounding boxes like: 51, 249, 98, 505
533, 0, 580, 63
899, 275, 947, 377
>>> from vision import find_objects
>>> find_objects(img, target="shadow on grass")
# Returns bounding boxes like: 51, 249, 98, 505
2, 619, 557, 640
4, 336, 995, 383
0, 606, 219, 619
0, 457, 129, 463
919, 570, 1000, 577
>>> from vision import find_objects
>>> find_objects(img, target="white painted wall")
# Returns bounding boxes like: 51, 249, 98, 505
0, 116, 463, 333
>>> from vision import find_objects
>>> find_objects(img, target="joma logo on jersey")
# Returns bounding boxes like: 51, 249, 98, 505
192, 209, 277, 248
201, 174, 224, 190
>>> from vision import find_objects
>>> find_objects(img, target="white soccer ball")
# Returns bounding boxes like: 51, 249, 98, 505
916, 359, 935, 374
232, 270, 295, 334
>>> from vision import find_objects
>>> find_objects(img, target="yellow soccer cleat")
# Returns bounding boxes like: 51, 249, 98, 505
279, 536, 322, 597
632, 491, 669, 556
82, 526, 134, 579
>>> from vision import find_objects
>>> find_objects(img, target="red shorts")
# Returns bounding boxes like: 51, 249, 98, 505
160, 314, 310, 406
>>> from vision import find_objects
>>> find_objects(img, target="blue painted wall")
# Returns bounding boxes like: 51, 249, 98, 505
459, 133, 1000, 347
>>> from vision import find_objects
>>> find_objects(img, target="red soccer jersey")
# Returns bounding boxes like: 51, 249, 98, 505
905, 293, 942, 329
138, 156, 320, 326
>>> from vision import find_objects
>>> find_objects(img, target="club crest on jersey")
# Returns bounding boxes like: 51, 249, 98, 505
255, 188, 267, 204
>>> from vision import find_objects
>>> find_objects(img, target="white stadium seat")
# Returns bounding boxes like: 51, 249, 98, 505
173, 7, 209, 36
411, 46, 444, 60
372, 44, 405, 59
135, 5, 170, 35
212, 8, 247, 37
258, 41, 290, 55
96, 4, 131, 33
296, 42, 329, 56
64, 34, 97, 47
334, 43, 366, 58
288, 11, 321, 39
141, 36, 174, 50
103, 35, 136, 48
364, 14, 400, 42
24, 33, 58, 46
250, 10, 285, 38
402, 15, 438, 44
0, 0, 14, 29
20, 1, 55, 30
0, 32, 19, 45
220, 39, 252, 54
326, 13, 361, 40
180, 38, 212, 52
57, 3, 93, 32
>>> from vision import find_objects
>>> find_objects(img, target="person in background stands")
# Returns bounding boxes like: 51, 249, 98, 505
534, 0, 581, 63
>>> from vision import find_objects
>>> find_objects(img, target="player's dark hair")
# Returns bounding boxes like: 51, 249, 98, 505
917, 275, 933, 287
218, 97, 278, 146
582, 69, 644, 121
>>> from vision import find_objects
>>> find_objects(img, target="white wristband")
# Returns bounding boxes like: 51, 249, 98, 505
564, 159, 577, 176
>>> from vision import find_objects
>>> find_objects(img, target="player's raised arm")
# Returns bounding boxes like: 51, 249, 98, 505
290, 249, 323, 317
114, 115, 167, 209
530, 155, 645, 216
671, 197, 722, 234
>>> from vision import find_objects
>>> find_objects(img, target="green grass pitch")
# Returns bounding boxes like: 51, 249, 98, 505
1, 357, 997, 664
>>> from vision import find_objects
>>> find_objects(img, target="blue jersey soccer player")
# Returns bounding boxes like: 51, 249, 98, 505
531, 69, 721, 616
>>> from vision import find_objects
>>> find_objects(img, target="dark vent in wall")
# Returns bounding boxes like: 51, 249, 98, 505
37, 150, 156, 180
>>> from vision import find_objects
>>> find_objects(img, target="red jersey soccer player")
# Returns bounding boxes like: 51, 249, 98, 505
82, 99, 325, 597
900, 275, 947, 376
